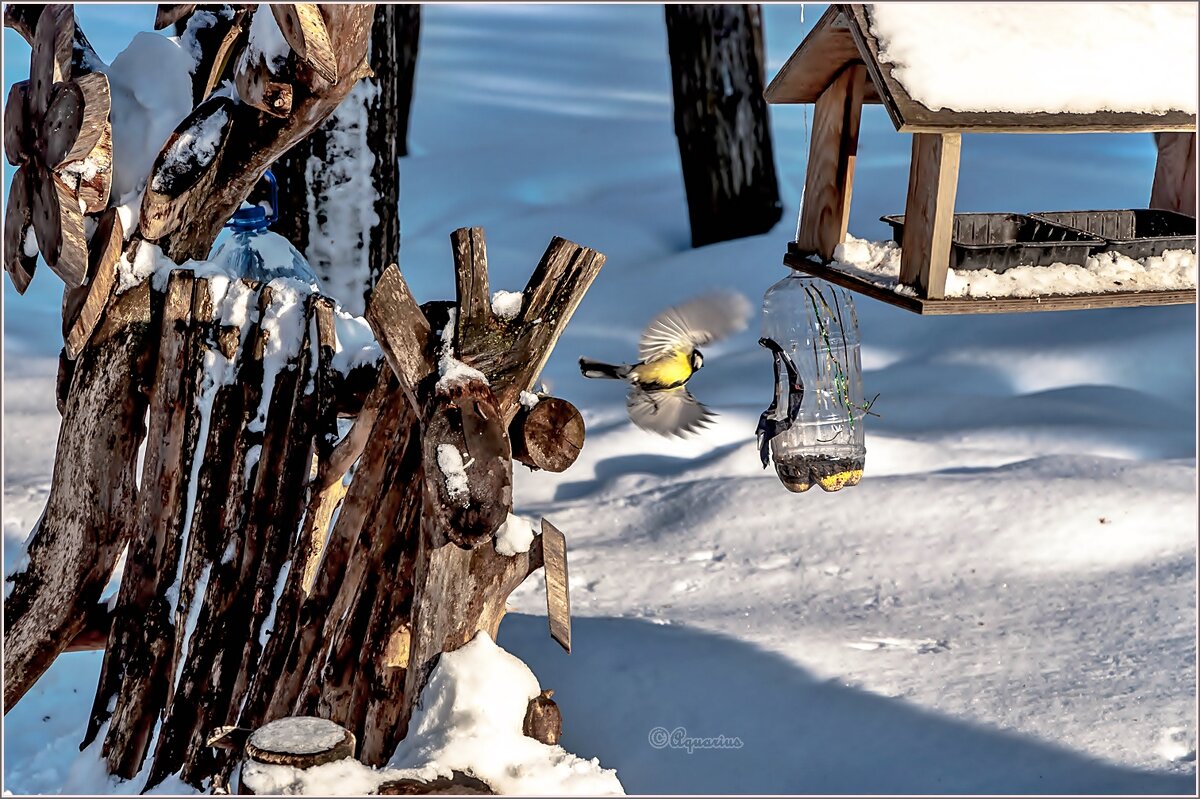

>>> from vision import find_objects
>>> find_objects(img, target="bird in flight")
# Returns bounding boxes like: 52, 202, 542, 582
579, 291, 752, 437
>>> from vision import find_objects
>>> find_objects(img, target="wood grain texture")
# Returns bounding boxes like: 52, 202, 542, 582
898, 133, 960, 300
541, 519, 571, 653
3, 282, 153, 712
1150, 132, 1197, 217
64, 207, 123, 358
795, 63, 866, 262
509, 397, 585, 473
764, 6, 880, 104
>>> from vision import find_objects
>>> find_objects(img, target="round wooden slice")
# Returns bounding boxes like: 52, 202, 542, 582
41, 81, 84, 168
4, 167, 37, 293
244, 716, 356, 769
4, 80, 29, 167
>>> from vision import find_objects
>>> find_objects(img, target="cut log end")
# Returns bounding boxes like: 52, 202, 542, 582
510, 397, 584, 473
244, 716, 356, 769
375, 772, 494, 795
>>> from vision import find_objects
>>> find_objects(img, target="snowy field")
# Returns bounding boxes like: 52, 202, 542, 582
3, 3, 1197, 795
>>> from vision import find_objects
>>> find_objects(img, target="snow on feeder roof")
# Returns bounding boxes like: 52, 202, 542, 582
765, 4, 1197, 315
766, 3, 1198, 133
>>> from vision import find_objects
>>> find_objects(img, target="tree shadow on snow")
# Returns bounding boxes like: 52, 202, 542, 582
500, 613, 1194, 795
553, 442, 746, 502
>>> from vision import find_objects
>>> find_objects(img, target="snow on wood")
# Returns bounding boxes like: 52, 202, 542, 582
149, 106, 228, 193
518, 390, 540, 410
868, 3, 1199, 115
104, 32, 195, 201
436, 444, 471, 506
495, 513, 535, 557
249, 716, 347, 757
243, 5, 291, 75
435, 309, 489, 392
491, 289, 524, 321
832, 235, 1197, 298
239, 633, 623, 796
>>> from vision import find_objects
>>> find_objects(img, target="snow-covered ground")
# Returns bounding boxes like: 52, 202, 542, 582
3, 4, 1197, 795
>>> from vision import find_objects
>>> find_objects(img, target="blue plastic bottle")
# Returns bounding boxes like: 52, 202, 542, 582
209, 170, 319, 286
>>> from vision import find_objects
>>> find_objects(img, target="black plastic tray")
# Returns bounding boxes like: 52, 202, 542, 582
1029, 209, 1197, 261
881, 212, 1102, 272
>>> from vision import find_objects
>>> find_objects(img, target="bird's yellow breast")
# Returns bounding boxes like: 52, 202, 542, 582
632, 350, 694, 390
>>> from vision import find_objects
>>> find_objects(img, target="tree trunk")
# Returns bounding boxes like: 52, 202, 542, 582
664, 4, 783, 247
272, 4, 419, 315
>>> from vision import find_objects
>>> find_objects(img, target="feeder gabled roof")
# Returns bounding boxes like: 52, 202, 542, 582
766, 4, 1198, 134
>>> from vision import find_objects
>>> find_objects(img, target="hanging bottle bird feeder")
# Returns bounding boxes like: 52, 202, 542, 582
757, 272, 872, 493
209, 169, 320, 285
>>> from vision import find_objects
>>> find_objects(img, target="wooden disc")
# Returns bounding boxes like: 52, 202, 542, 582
32, 169, 88, 287
3, 167, 37, 293
29, 5, 73, 116
244, 716, 356, 769
511, 397, 585, 473
4, 80, 29, 166
41, 81, 84, 168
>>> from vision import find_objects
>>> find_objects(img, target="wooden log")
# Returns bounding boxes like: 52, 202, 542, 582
140, 97, 235, 241
479, 236, 606, 423
664, 4, 782, 247
898, 132, 961, 300
795, 63, 866, 262
160, 284, 270, 790
3, 281, 152, 712
64, 207, 123, 358
100, 271, 204, 779
1150, 132, 1197, 217
523, 689, 562, 746
509, 397, 585, 473
45, 72, 110, 168
71, 119, 113, 214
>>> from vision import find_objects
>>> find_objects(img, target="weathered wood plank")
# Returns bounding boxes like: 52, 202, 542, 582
100, 271, 203, 779
1150, 132, 1197, 217
64, 207, 122, 358
784, 251, 1198, 315
795, 63, 866, 262
898, 132, 960, 300
541, 519, 571, 654
4, 282, 153, 712
365, 264, 435, 394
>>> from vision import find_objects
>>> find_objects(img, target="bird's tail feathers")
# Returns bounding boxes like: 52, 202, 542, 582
579, 357, 632, 380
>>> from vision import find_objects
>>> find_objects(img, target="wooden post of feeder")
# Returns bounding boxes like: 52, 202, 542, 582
899, 132, 961, 300
795, 63, 866, 262
1150, 132, 1196, 217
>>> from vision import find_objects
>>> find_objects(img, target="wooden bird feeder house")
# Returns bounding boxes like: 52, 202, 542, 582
766, 4, 1198, 315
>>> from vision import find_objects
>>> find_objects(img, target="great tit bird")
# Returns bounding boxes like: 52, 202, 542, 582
579, 291, 752, 437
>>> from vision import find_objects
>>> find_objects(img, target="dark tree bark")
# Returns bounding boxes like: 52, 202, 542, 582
664, 4, 783, 247
272, 3, 419, 315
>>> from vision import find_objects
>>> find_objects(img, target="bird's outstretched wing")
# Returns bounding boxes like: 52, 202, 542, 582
627, 386, 716, 437
638, 291, 753, 362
